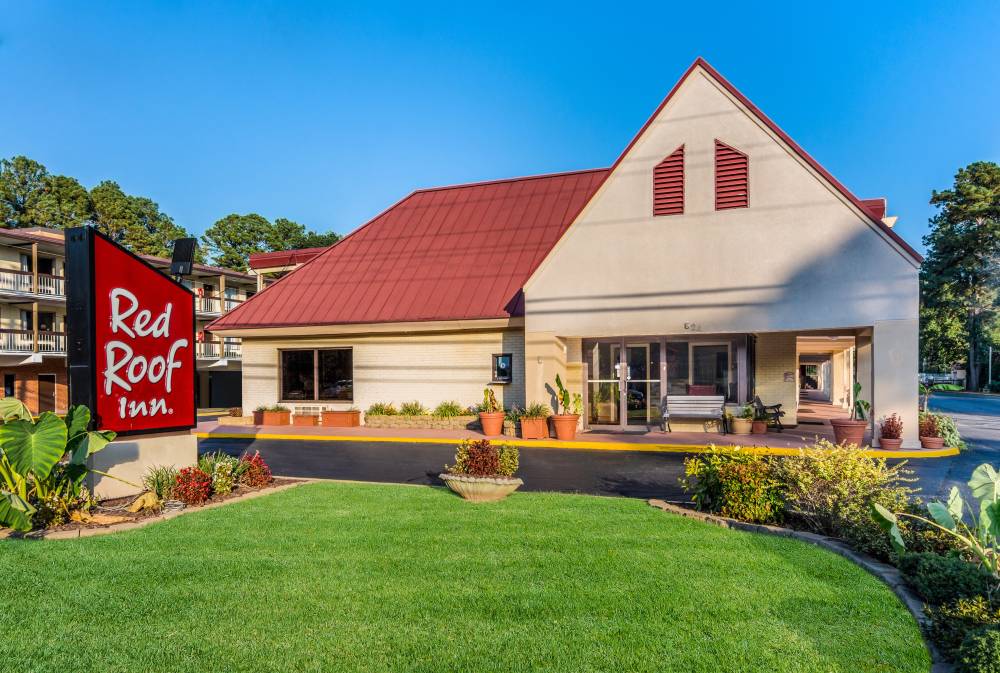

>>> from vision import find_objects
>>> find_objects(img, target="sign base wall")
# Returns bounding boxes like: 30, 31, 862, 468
87, 431, 198, 499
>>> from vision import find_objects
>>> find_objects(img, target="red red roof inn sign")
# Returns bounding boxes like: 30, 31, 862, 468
65, 227, 196, 434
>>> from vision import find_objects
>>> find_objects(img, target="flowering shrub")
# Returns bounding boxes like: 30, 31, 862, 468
212, 460, 236, 496
919, 412, 941, 438
919, 410, 965, 449
173, 467, 212, 505
682, 448, 783, 524
239, 451, 273, 488
879, 413, 903, 440
446, 439, 519, 478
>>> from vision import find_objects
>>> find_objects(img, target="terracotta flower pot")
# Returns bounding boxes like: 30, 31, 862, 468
479, 411, 505, 436
322, 410, 361, 427
519, 417, 549, 440
751, 420, 767, 434
551, 414, 579, 441
830, 418, 868, 447
920, 436, 945, 449
293, 414, 318, 427
261, 410, 290, 426
439, 473, 523, 502
879, 437, 903, 450
731, 418, 753, 435
252, 410, 264, 425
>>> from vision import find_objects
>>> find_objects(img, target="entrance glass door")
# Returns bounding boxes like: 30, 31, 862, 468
586, 341, 621, 426
625, 342, 661, 426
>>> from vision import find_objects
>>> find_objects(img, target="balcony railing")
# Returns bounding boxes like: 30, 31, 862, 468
196, 338, 242, 360
196, 296, 244, 315
0, 329, 66, 354
0, 270, 65, 297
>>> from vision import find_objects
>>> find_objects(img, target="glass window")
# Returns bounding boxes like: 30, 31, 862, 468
665, 342, 689, 395
492, 353, 513, 384
281, 350, 315, 401
318, 349, 353, 401
692, 345, 729, 397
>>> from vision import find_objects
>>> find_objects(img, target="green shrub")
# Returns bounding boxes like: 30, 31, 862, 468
919, 410, 965, 448
399, 401, 427, 416
926, 597, 1000, 657
504, 405, 523, 422
774, 441, 916, 560
366, 402, 397, 416
681, 448, 783, 524
143, 465, 179, 501
198, 452, 239, 495
956, 627, 1000, 673
932, 383, 964, 392
521, 402, 551, 419
898, 553, 993, 605
446, 439, 519, 478
497, 443, 519, 477
432, 401, 464, 418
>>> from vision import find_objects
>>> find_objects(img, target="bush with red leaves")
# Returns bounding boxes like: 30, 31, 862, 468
445, 439, 519, 478
173, 467, 212, 505
239, 451, 273, 488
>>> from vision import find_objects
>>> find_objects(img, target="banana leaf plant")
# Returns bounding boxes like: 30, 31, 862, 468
873, 463, 1000, 577
0, 399, 118, 532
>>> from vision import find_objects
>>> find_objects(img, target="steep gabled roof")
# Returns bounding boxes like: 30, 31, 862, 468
209, 168, 608, 329
249, 247, 328, 270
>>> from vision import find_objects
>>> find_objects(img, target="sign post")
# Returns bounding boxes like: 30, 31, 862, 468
65, 227, 198, 497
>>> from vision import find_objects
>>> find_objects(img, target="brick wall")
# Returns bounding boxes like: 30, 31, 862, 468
754, 332, 798, 424
0, 363, 68, 414
241, 328, 526, 417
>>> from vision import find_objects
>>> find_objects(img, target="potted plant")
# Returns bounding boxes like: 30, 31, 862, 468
252, 405, 266, 425
218, 407, 254, 426
878, 413, 904, 450
293, 411, 319, 426
830, 382, 870, 446
918, 412, 945, 449
439, 439, 522, 502
731, 405, 753, 435
261, 405, 291, 425
751, 405, 768, 434
551, 374, 582, 441
322, 408, 361, 427
477, 388, 505, 436
519, 402, 551, 440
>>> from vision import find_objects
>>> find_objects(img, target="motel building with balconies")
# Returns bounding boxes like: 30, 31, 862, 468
0, 226, 255, 414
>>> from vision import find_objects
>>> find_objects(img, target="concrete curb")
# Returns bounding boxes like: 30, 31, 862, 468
647, 499, 951, 673
7, 481, 309, 541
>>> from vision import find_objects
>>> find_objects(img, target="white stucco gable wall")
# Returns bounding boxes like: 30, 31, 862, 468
523, 65, 919, 338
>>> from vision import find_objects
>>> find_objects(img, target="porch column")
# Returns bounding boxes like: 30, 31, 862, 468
524, 331, 568, 413
31, 301, 38, 353
855, 331, 874, 442
256, 271, 264, 291
219, 274, 227, 310
872, 319, 920, 448
31, 242, 38, 293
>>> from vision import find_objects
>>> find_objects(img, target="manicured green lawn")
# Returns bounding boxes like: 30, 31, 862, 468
1, 482, 928, 673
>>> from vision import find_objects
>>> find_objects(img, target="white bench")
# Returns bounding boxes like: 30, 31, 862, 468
660, 395, 727, 433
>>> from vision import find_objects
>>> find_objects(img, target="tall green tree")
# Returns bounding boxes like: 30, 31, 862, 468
920, 161, 1000, 389
35, 174, 94, 228
202, 214, 339, 271
90, 181, 194, 258
0, 156, 48, 227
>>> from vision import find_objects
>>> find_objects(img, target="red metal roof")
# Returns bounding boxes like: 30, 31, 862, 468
209, 168, 608, 329
859, 198, 887, 221
248, 247, 328, 270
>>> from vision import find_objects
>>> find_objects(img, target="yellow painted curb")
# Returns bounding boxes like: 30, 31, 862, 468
195, 432, 959, 458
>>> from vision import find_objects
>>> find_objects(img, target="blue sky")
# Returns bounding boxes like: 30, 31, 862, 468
1, 1, 997, 253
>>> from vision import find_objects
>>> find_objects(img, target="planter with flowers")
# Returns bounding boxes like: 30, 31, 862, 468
830, 382, 870, 447
918, 412, 945, 449
878, 413, 904, 450
439, 439, 522, 502
731, 405, 753, 435
519, 402, 551, 440
477, 388, 505, 436
551, 374, 582, 441
261, 405, 291, 426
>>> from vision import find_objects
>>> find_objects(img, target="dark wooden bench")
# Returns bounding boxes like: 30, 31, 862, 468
660, 395, 727, 433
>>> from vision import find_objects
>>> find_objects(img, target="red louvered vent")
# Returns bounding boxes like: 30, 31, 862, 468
715, 140, 749, 210
653, 145, 684, 216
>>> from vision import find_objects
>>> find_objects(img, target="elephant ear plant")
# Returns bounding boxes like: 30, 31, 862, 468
873, 463, 1000, 578
0, 399, 119, 532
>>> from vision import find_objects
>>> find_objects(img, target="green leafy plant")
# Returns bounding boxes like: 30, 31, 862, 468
479, 388, 501, 414
521, 402, 551, 420
366, 402, 397, 416
874, 463, 999, 577
920, 410, 965, 449
739, 404, 754, 420
198, 452, 238, 495
399, 401, 427, 416
682, 448, 783, 524
445, 439, 519, 478
898, 552, 994, 605
504, 405, 523, 422
265, 404, 290, 412
956, 626, 1000, 673
143, 465, 179, 501
432, 401, 464, 418
554, 374, 582, 415
0, 400, 119, 532
852, 381, 870, 421
925, 597, 1000, 658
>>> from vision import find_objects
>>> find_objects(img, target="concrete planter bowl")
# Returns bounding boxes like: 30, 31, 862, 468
439, 473, 523, 502
830, 418, 867, 446
730, 418, 753, 435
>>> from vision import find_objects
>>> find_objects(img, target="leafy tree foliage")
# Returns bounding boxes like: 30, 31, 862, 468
0, 156, 48, 227
920, 161, 1000, 388
202, 214, 339, 271
90, 181, 194, 259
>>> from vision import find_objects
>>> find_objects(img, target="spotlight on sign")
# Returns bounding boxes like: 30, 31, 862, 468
170, 238, 198, 278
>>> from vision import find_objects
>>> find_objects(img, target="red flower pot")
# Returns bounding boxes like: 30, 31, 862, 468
751, 420, 767, 434
920, 436, 945, 449
551, 414, 579, 441
479, 412, 505, 436
520, 417, 549, 440
830, 418, 867, 447
322, 410, 361, 427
